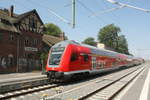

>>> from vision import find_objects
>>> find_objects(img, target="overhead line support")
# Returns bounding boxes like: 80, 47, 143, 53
72, 0, 76, 28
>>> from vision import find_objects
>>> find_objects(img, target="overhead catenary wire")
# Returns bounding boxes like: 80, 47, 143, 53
89, 5, 125, 17
76, 0, 107, 24
105, 0, 150, 13
90, 0, 150, 17
48, 9, 71, 25
27, 0, 72, 27
93, 0, 121, 25
77, 0, 95, 14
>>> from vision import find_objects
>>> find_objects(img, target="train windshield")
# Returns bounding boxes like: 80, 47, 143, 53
49, 47, 64, 66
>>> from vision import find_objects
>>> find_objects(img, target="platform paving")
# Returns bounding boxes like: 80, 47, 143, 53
0, 71, 48, 93
114, 62, 150, 100
0, 71, 46, 84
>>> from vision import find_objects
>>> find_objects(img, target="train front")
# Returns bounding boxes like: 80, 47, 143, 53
46, 41, 70, 80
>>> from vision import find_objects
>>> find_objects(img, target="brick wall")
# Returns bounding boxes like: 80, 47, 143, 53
0, 30, 17, 73
0, 29, 43, 73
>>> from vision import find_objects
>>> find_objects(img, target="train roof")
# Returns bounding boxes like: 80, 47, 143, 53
52, 40, 131, 58
52, 40, 80, 48
81, 43, 117, 57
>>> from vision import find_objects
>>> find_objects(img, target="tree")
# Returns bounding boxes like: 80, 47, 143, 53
44, 23, 62, 37
41, 23, 63, 69
98, 24, 120, 50
82, 37, 97, 46
117, 35, 129, 54
98, 24, 130, 54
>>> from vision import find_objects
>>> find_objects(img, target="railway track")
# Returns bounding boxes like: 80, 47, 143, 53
0, 64, 145, 100
45, 64, 145, 100
79, 65, 146, 100
0, 75, 63, 99
0, 83, 60, 100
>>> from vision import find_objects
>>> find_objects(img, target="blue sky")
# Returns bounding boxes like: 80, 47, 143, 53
0, 0, 150, 59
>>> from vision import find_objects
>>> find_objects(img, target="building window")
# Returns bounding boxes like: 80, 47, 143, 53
36, 39, 38, 45
33, 39, 39, 46
30, 38, 33, 46
24, 37, 29, 45
1, 19, 11, 25
9, 33, 15, 41
0, 32, 3, 40
8, 54, 14, 66
29, 17, 37, 29
33, 39, 36, 46
24, 53, 28, 58
19, 39, 22, 47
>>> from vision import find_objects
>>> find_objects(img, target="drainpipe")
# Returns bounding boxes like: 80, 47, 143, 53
16, 34, 19, 72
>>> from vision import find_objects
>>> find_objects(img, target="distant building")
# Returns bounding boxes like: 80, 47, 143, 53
97, 43, 105, 49
0, 6, 44, 73
42, 32, 66, 51
42, 34, 63, 47
97, 43, 115, 51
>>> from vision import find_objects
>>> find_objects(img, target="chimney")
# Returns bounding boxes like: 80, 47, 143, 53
60, 32, 65, 40
9, 5, 14, 17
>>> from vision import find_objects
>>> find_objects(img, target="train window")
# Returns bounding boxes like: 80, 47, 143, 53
83, 54, 89, 62
71, 53, 78, 61
49, 53, 62, 65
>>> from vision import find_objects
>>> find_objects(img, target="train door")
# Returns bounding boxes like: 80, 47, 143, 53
92, 57, 97, 70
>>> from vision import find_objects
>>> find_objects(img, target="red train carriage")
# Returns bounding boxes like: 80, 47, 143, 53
45, 40, 138, 80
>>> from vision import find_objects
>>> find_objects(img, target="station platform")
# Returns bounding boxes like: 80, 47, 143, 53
0, 71, 48, 93
0, 71, 47, 84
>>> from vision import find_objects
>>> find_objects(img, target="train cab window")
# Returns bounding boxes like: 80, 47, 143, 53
49, 53, 62, 65
71, 53, 78, 61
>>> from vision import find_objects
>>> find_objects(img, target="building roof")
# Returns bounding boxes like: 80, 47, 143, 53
12, 9, 43, 25
0, 9, 19, 33
0, 7, 43, 33
0, 9, 16, 22
42, 34, 62, 47
0, 22, 19, 33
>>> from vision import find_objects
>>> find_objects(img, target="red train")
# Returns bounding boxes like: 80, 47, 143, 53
45, 40, 143, 80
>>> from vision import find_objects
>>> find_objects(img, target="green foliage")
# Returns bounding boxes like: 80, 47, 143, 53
117, 35, 129, 54
40, 52, 48, 61
39, 43, 50, 70
98, 24, 129, 54
98, 24, 120, 49
40, 43, 50, 65
82, 37, 97, 46
42, 23, 62, 66
44, 23, 62, 37
40, 50, 49, 67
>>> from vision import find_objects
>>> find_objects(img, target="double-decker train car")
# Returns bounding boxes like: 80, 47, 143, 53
45, 40, 141, 80
132, 57, 144, 65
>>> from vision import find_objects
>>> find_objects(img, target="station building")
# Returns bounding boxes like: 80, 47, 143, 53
0, 6, 44, 73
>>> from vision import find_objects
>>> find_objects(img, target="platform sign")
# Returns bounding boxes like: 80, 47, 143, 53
24, 47, 38, 52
